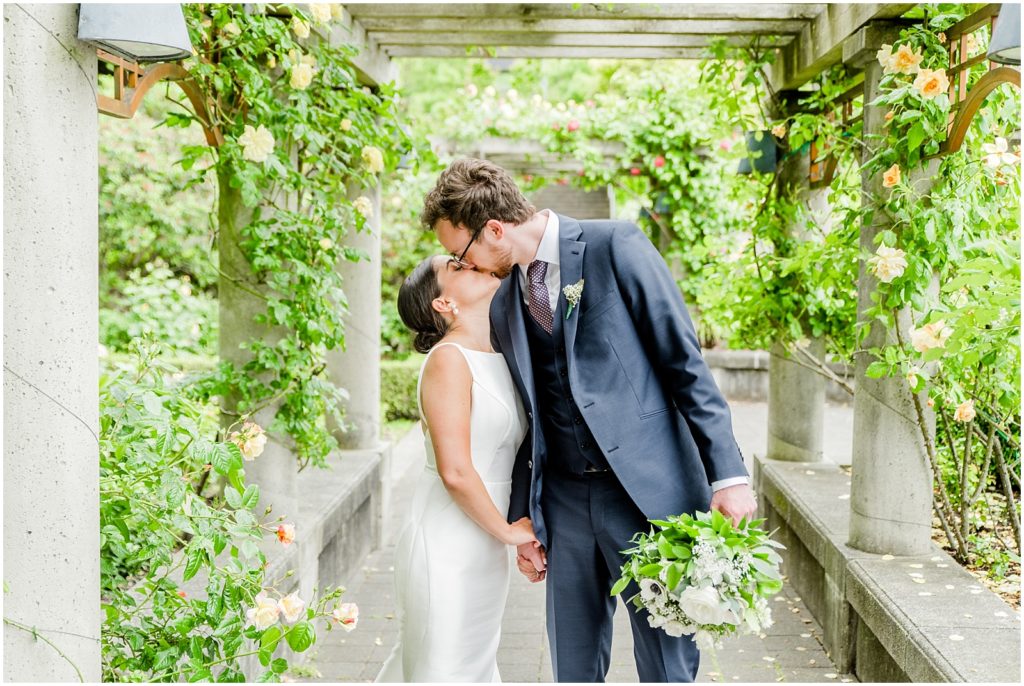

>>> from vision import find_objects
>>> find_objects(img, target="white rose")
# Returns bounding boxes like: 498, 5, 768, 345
308, 4, 332, 24
332, 603, 359, 632
953, 399, 976, 422
330, 4, 345, 20
910, 320, 953, 353
340, 118, 352, 132
693, 629, 717, 651
230, 421, 267, 461
290, 63, 315, 90
246, 591, 280, 629
677, 585, 733, 626
663, 620, 687, 637
868, 245, 908, 283
222, 21, 241, 38
278, 592, 306, 624
238, 124, 275, 163
353, 195, 374, 218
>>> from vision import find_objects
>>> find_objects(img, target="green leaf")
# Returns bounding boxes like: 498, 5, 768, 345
241, 484, 260, 510
610, 576, 630, 596
906, 122, 927, 154
271, 658, 288, 674
865, 361, 890, 379
225, 486, 243, 509
183, 546, 204, 581
285, 621, 316, 653
665, 562, 684, 590
260, 625, 283, 651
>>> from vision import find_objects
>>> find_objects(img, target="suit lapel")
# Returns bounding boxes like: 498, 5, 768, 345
496, 267, 536, 412
557, 214, 586, 367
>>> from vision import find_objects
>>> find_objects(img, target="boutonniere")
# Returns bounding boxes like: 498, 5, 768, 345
563, 279, 585, 320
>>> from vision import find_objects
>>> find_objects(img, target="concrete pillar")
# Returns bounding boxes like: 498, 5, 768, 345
768, 340, 826, 462
3, 4, 101, 681
846, 35, 935, 555
326, 185, 383, 450
217, 170, 298, 521
766, 131, 827, 463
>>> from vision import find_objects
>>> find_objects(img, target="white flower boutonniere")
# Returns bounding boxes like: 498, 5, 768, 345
563, 279, 585, 320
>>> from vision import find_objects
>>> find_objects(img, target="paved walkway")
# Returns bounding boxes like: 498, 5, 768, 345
297, 401, 857, 683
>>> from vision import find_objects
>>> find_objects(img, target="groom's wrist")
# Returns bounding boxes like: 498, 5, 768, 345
710, 476, 749, 492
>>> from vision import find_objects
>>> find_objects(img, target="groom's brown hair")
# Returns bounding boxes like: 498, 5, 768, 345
421, 158, 534, 236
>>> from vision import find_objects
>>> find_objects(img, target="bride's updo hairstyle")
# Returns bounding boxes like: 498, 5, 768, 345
398, 256, 449, 353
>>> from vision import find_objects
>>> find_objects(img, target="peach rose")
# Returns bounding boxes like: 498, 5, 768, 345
882, 163, 901, 188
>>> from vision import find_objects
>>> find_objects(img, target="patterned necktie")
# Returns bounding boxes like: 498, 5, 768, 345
527, 260, 553, 334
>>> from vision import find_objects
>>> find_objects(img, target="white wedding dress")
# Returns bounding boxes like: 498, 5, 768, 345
376, 342, 528, 683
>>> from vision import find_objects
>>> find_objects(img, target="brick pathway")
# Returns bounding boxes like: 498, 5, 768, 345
295, 401, 857, 683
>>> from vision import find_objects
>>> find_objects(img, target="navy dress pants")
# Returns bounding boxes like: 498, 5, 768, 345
541, 469, 700, 682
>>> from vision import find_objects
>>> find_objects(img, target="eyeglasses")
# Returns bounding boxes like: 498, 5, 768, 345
450, 230, 479, 270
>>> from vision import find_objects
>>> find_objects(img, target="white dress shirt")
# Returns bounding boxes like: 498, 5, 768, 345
518, 209, 748, 493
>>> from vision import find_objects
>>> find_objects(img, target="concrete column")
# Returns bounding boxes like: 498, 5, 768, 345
768, 340, 826, 462
217, 170, 298, 521
3, 4, 101, 681
766, 131, 827, 462
846, 33, 935, 555
326, 185, 383, 450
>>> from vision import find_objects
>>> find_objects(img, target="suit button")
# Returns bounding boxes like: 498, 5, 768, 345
528, 460, 533, 468
581, 441, 590, 449
559, 370, 567, 378
574, 416, 583, 425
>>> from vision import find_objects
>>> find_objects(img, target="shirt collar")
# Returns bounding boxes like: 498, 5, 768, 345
528, 209, 560, 267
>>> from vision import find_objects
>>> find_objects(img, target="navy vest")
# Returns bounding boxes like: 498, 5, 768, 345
522, 293, 611, 474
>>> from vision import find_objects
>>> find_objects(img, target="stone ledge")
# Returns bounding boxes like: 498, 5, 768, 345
754, 455, 1021, 683
705, 348, 853, 403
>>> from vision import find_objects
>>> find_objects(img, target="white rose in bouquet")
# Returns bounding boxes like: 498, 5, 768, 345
678, 585, 736, 626
694, 629, 717, 651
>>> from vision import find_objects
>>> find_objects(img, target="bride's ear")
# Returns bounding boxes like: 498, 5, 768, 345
432, 297, 453, 315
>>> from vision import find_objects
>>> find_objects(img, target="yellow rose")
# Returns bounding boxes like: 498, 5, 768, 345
340, 118, 352, 132
953, 399, 976, 422
771, 123, 787, 138
291, 16, 310, 39
912, 68, 950, 99
229, 421, 268, 461
876, 44, 895, 71
890, 44, 923, 74
266, 54, 277, 69
290, 63, 315, 90
331, 4, 346, 20
319, 237, 334, 251
361, 145, 384, 174
222, 21, 241, 38
882, 163, 901, 188
308, 4, 332, 24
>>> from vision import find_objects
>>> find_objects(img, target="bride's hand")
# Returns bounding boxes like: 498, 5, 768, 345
503, 517, 538, 546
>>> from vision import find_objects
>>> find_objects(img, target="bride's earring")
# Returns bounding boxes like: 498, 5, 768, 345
452, 303, 460, 316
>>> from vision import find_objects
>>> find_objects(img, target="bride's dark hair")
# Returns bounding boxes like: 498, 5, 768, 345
398, 256, 450, 354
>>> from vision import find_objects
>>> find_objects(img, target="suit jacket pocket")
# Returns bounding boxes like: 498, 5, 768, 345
580, 289, 618, 321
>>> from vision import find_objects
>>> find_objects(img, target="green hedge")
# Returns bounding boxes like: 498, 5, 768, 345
381, 355, 424, 422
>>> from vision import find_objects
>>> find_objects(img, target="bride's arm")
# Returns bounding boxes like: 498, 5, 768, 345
421, 346, 536, 547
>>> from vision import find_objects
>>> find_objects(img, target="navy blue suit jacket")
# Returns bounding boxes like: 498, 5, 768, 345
490, 214, 748, 548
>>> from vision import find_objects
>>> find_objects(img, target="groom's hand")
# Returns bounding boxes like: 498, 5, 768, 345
710, 483, 757, 527
516, 541, 547, 581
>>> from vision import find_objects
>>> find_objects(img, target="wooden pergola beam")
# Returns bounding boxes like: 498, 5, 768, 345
372, 31, 794, 50
768, 3, 915, 91
356, 17, 809, 36
323, 5, 396, 85
385, 45, 717, 60
344, 3, 824, 21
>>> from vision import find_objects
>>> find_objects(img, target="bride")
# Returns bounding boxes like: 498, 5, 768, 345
376, 254, 538, 682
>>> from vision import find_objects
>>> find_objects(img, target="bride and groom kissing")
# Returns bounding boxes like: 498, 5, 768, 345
376, 158, 757, 683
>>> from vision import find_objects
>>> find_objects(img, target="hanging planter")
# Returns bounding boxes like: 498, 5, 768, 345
737, 130, 782, 174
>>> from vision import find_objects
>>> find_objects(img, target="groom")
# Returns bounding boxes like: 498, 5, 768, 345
423, 159, 756, 683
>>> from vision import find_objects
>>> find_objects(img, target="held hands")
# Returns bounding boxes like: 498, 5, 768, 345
505, 517, 539, 547
709, 483, 758, 527
510, 518, 547, 584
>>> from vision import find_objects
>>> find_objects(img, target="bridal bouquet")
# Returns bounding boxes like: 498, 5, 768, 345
611, 509, 785, 650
